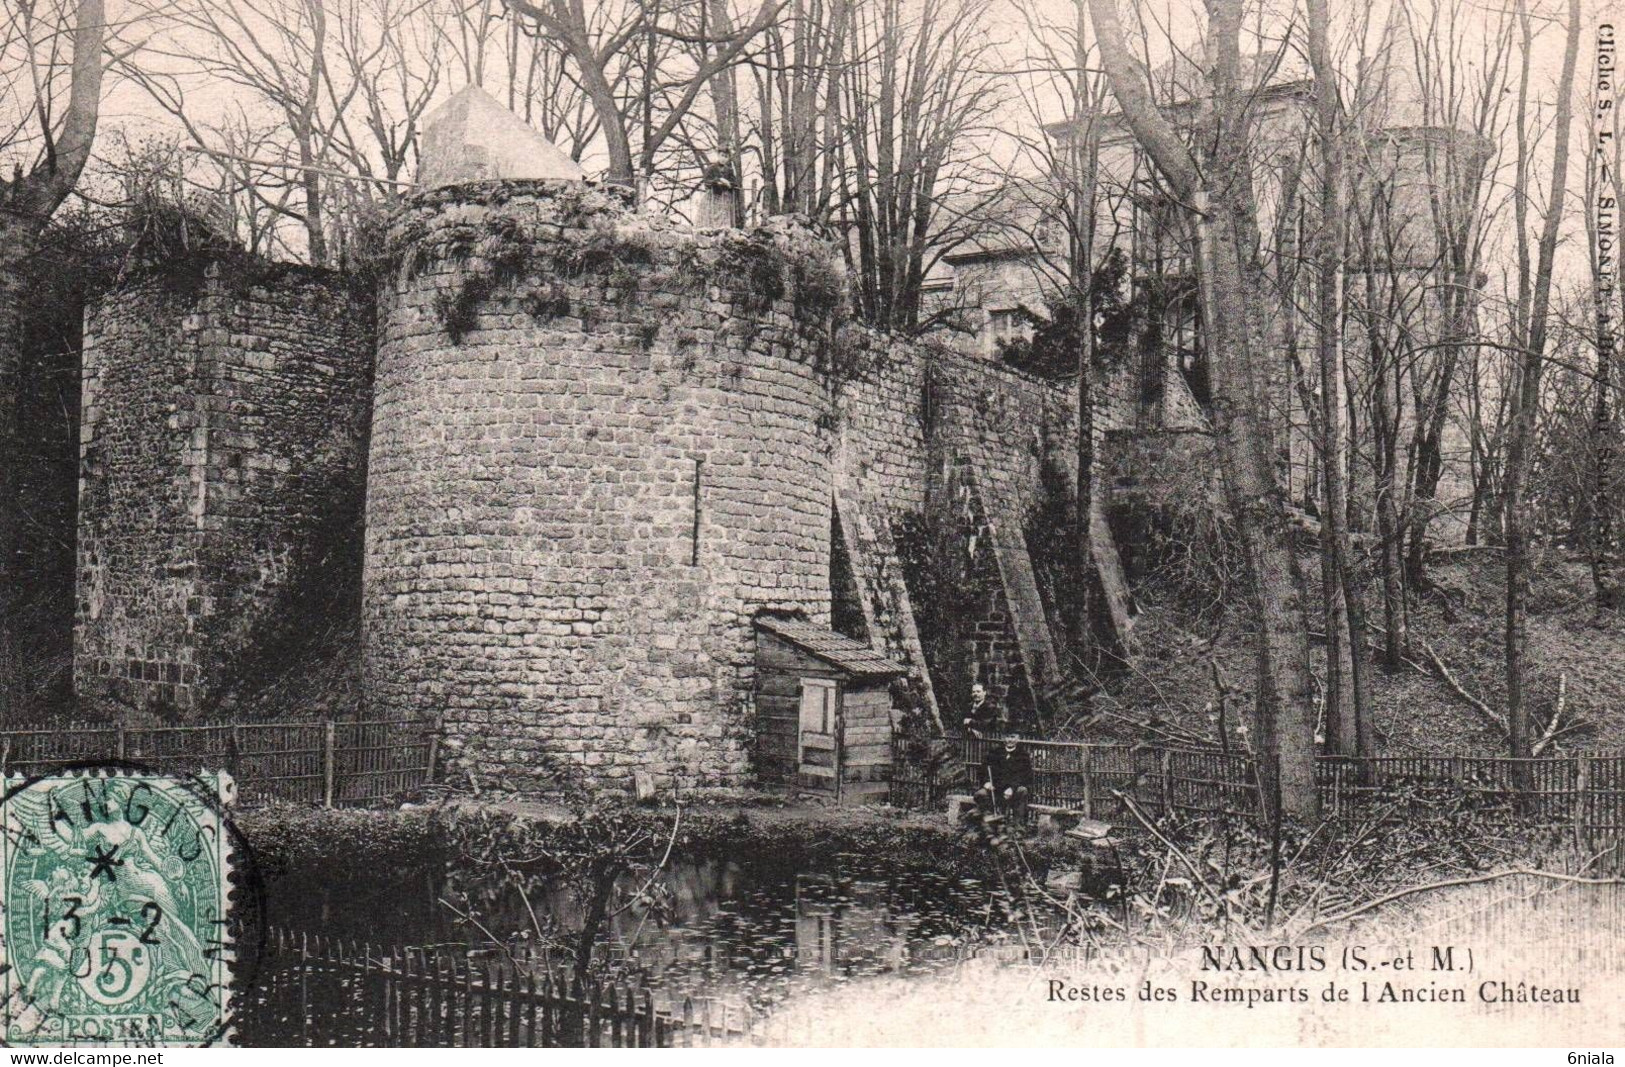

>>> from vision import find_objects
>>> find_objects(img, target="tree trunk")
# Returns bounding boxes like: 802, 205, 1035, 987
1070, 13, 1101, 668
573, 861, 616, 986
1196, 193, 1320, 815
705, 0, 746, 224
1403, 353, 1458, 589
1504, 0, 1580, 764
1087, 0, 1318, 818
1590, 309, 1622, 609
0, 0, 106, 710
586, 70, 637, 188
1307, 0, 1369, 756
1369, 297, 1406, 670
0, 236, 29, 707
1589, 89, 1623, 611
1075, 302, 1095, 663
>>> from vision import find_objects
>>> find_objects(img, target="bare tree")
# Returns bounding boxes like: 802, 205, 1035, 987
440, 0, 504, 87
1397, 0, 1516, 593
134, 0, 350, 263
0, 0, 107, 700
128, 0, 459, 263
1583, 63, 1624, 609
436, 0, 599, 157
745, 0, 851, 219
326, 0, 446, 189
994, 0, 1136, 663
502, 0, 785, 189
1088, 0, 1319, 816
1305, 0, 1371, 757
1502, 0, 1580, 762
837, 0, 1004, 332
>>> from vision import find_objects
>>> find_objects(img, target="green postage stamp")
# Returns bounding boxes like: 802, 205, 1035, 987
0, 768, 236, 1047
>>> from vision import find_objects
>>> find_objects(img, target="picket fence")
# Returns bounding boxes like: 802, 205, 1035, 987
893, 736, 1625, 842
237, 928, 745, 1047
0, 717, 440, 806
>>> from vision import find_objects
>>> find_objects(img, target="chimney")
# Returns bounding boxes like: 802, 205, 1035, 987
696, 162, 740, 229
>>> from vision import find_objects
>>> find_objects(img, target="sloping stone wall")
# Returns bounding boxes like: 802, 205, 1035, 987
834, 331, 1079, 727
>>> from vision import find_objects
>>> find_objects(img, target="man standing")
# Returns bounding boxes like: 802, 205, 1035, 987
963, 682, 1003, 738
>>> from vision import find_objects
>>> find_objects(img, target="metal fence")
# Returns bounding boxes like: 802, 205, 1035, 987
0, 717, 440, 807
893, 736, 1625, 840
238, 928, 745, 1047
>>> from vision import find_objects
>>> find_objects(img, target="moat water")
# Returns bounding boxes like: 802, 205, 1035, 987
261, 856, 1029, 1028
240, 855, 1625, 1045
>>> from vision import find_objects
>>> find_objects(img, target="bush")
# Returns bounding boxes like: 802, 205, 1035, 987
237, 803, 447, 887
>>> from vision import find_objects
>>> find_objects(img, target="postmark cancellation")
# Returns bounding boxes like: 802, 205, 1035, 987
0, 768, 236, 1047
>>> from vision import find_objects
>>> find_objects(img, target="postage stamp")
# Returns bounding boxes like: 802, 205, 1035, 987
0, 768, 236, 1047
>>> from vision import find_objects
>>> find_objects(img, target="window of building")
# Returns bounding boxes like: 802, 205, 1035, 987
1168, 288, 1210, 408
988, 308, 1030, 345
799, 679, 836, 736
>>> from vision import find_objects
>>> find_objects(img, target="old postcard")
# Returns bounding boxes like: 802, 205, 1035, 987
0, 0, 1618, 1050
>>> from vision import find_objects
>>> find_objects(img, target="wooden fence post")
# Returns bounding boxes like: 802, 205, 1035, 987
1159, 748, 1173, 814
299, 931, 310, 1044
115, 727, 126, 762
323, 720, 337, 808
426, 714, 443, 786
1080, 745, 1093, 819
1575, 756, 1590, 852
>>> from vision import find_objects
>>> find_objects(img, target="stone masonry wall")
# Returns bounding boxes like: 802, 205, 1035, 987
76, 278, 201, 712
76, 262, 374, 718
932, 351, 1077, 718
834, 328, 1078, 725
70, 182, 1088, 787
364, 182, 844, 791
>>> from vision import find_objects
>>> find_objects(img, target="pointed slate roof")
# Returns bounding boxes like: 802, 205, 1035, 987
1368, 0, 1431, 129
416, 85, 585, 190
754, 617, 907, 678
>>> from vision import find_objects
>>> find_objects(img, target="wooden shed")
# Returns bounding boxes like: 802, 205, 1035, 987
753, 617, 905, 803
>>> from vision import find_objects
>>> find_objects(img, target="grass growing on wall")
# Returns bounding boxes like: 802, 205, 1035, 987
382, 182, 846, 344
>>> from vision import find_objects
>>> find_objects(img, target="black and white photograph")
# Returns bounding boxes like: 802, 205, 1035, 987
0, 0, 1618, 1050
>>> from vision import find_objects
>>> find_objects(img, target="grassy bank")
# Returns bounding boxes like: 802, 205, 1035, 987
1091, 555, 1625, 755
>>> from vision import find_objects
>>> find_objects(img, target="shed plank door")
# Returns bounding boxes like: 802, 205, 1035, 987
798, 679, 839, 791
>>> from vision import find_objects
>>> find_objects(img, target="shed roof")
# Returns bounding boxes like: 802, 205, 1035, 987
754, 618, 907, 679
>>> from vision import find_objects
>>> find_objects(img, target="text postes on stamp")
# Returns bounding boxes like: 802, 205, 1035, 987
0, 768, 236, 1047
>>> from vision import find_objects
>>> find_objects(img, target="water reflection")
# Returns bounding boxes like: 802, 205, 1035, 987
267, 859, 1020, 1020
569, 863, 1020, 1019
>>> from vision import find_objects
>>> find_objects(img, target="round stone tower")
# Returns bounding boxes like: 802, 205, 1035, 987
362, 165, 847, 792
1357, 0, 1494, 273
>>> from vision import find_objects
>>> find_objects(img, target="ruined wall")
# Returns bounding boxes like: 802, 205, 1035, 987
362, 180, 1085, 787
364, 182, 845, 791
827, 332, 935, 715
67, 177, 1092, 789
75, 261, 374, 717
834, 330, 1078, 725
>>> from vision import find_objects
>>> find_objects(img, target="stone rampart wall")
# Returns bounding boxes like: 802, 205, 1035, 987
364, 183, 845, 790
75, 262, 373, 717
